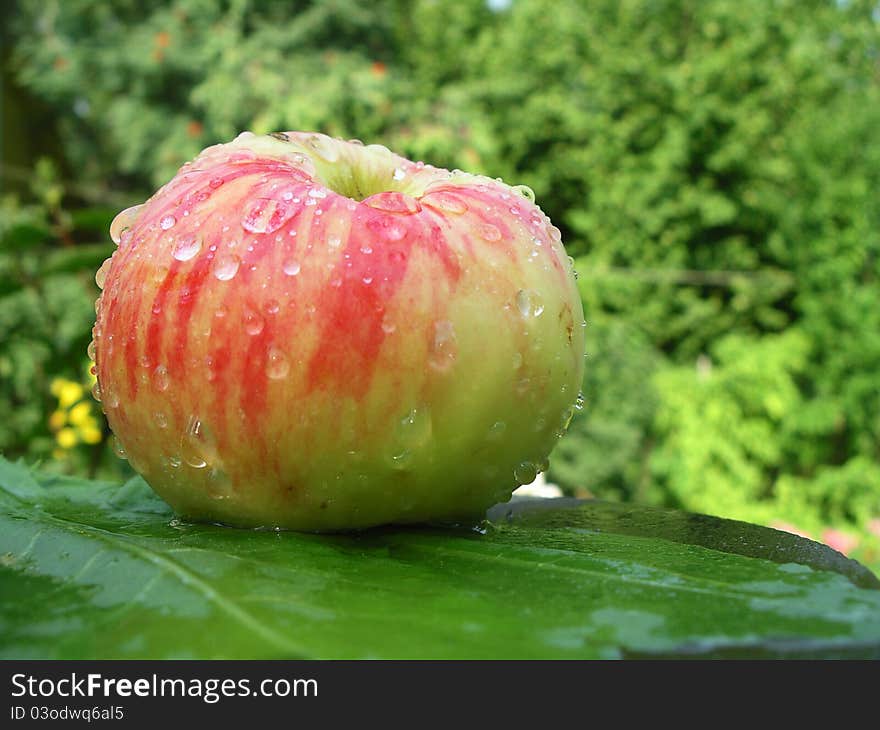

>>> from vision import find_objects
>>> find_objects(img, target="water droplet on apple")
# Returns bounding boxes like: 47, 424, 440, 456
549, 226, 562, 241
559, 406, 575, 432
166, 454, 182, 469
244, 307, 264, 335
389, 449, 412, 469
308, 188, 328, 199
282, 259, 301, 276
172, 235, 202, 261
160, 215, 177, 230
185, 453, 207, 469
381, 314, 396, 334
514, 461, 537, 485
242, 198, 294, 234
110, 204, 143, 244
95, 259, 111, 289
477, 223, 502, 242
154, 364, 170, 391
209, 177, 224, 188
91, 380, 102, 402
307, 134, 340, 162
264, 299, 280, 315
104, 388, 120, 409
155, 411, 168, 429
328, 234, 342, 249
421, 191, 468, 215
111, 435, 127, 460
515, 289, 544, 318
182, 415, 214, 469
387, 406, 433, 470
487, 421, 506, 440
266, 347, 290, 379
429, 319, 457, 372
392, 167, 406, 181
87, 340, 96, 361
365, 191, 422, 215
575, 392, 586, 410
360, 243, 373, 254
512, 184, 536, 202
383, 221, 407, 241
213, 254, 240, 281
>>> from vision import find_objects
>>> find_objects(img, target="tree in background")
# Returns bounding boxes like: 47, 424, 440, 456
4, 0, 879, 564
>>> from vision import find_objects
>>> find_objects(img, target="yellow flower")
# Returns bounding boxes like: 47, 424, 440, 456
69, 401, 92, 427
56, 427, 78, 449
79, 424, 103, 445
55, 379, 84, 409
48, 410, 67, 431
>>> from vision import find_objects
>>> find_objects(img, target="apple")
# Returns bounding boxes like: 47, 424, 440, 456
91, 131, 585, 530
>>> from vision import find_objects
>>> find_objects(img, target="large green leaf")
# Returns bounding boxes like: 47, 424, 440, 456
1, 457, 878, 659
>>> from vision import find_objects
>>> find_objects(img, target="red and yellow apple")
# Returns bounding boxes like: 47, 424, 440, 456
92, 131, 585, 530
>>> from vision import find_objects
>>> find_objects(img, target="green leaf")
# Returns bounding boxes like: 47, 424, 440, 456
42, 242, 114, 276
1, 458, 878, 659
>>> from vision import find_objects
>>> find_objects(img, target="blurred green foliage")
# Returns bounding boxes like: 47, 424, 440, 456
2, 0, 879, 566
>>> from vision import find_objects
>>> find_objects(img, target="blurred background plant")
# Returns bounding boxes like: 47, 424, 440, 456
2, 0, 878, 570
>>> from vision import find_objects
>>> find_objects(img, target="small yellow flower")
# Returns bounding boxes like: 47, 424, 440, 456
57, 380, 85, 409
56, 427, 78, 449
48, 410, 67, 431
69, 401, 92, 427
79, 424, 103, 445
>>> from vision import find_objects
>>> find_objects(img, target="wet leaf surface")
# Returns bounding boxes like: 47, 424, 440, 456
1, 458, 878, 658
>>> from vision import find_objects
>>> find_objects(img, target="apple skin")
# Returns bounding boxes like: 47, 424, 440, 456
92, 131, 585, 530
